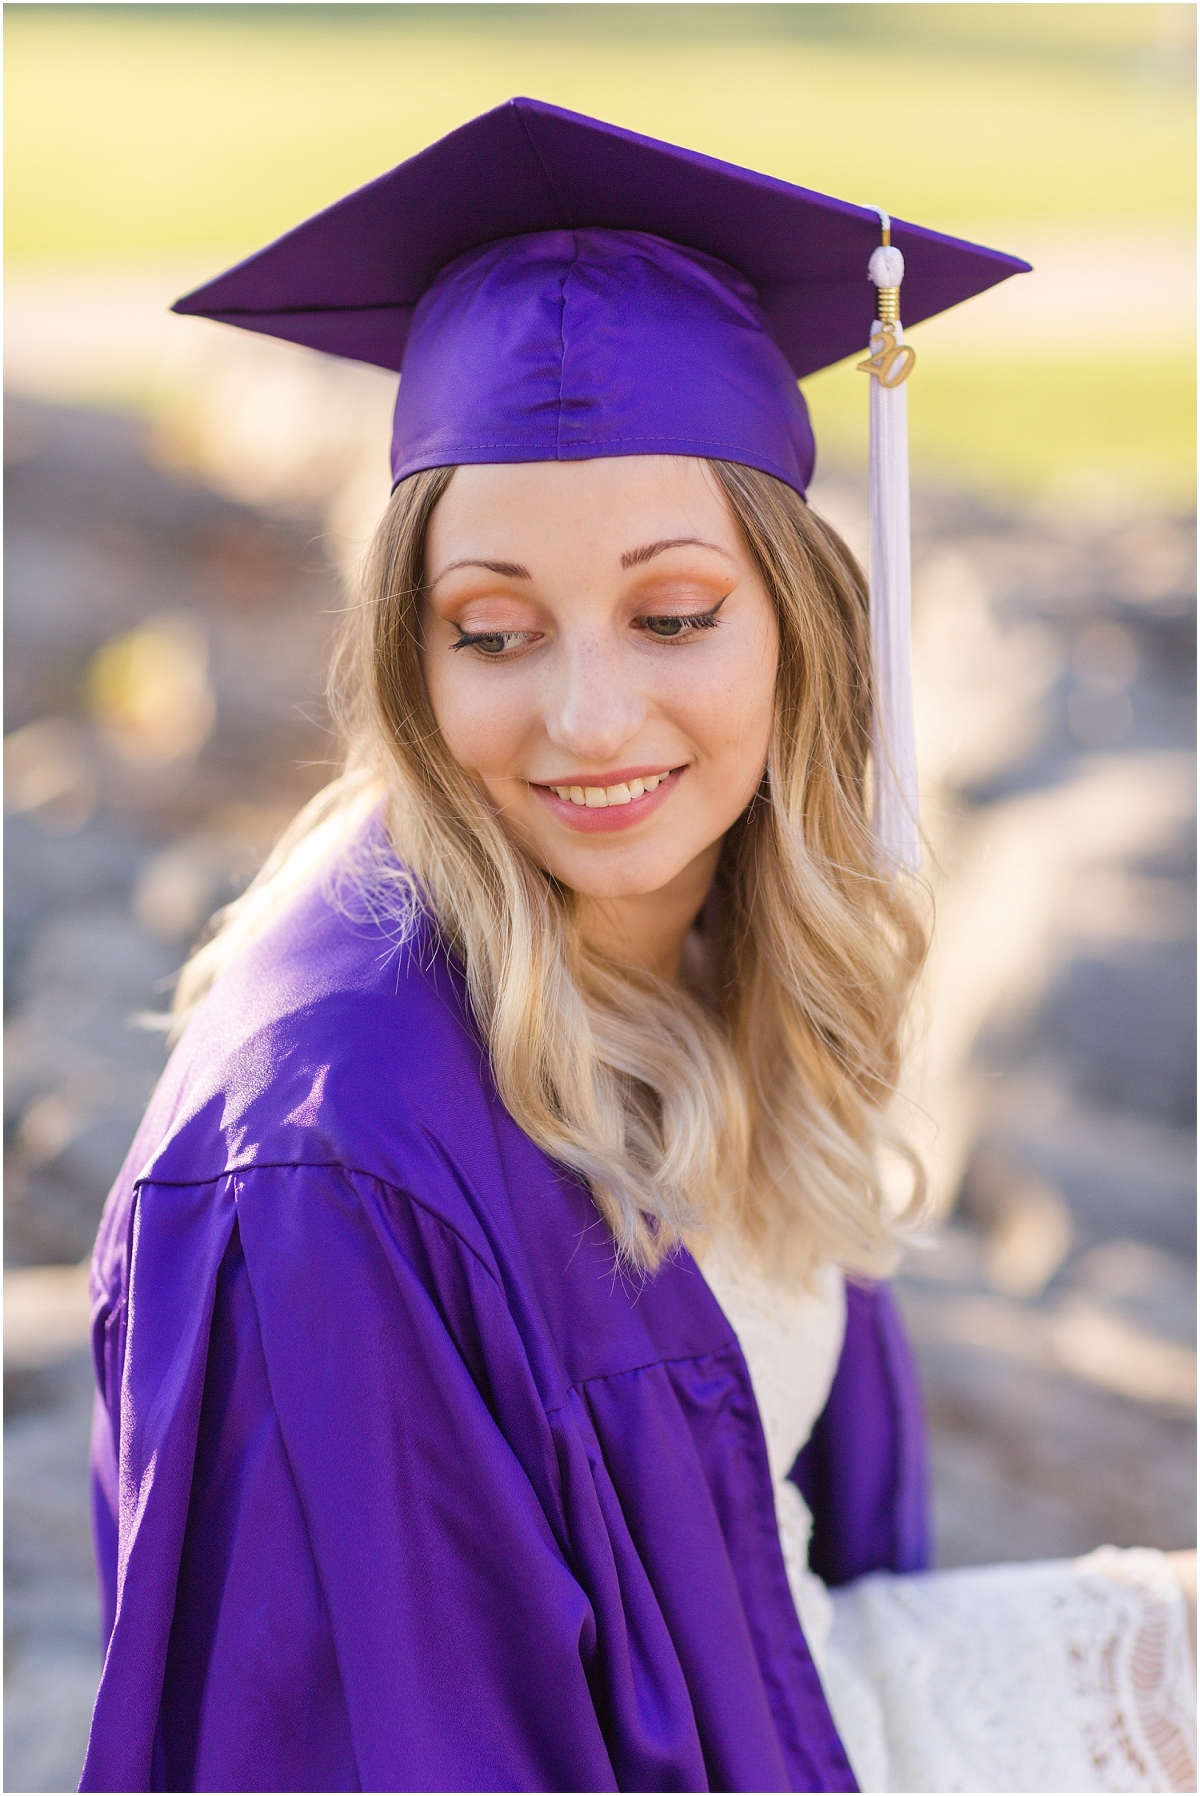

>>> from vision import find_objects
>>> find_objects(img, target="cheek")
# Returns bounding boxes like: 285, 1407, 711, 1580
423, 655, 535, 779
679, 614, 778, 785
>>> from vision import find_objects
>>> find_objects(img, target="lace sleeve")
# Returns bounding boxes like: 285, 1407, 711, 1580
820, 1545, 1196, 1793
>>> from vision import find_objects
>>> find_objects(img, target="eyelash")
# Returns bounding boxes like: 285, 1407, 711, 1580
639, 613, 722, 640
451, 611, 723, 657
450, 630, 533, 656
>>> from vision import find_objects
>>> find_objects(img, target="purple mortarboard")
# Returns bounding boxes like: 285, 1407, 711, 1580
174, 97, 1029, 871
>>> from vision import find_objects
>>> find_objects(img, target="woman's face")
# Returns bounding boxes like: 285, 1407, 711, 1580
421, 455, 778, 905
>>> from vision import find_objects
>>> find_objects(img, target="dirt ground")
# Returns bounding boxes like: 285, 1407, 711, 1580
4, 393, 1195, 1792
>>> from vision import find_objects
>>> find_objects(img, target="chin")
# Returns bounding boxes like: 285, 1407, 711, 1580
547, 848, 699, 901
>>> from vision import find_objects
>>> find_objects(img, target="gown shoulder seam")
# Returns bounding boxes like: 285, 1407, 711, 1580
141, 1157, 510, 1293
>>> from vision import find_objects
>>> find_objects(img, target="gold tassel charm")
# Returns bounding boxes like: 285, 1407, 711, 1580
858, 222, 916, 386
857, 321, 915, 388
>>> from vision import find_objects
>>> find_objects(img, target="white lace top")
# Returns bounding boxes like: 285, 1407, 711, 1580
697, 1234, 845, 1661
696, 1236, 1196, 1794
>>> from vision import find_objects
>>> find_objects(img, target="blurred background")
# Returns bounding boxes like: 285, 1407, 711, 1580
4, 4, 1195, 1788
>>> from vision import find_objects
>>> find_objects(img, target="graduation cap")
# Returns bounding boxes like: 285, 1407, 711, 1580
175, 96, 1030, 873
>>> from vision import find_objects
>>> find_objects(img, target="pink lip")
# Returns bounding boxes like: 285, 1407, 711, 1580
531, 766, 686, 833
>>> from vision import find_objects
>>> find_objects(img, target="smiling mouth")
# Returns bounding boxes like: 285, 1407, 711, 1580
540, 771, 674, 809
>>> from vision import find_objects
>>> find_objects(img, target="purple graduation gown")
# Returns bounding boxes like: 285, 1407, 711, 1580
81, 866, 929, 1793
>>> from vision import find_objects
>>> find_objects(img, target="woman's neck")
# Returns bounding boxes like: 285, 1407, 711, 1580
575, 842, 721, 984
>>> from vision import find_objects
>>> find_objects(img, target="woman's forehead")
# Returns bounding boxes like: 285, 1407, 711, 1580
424, 459, 742, 568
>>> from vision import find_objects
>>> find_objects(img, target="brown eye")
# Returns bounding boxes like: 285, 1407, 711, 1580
639, 612, 721, 639
451, 630, 530, 655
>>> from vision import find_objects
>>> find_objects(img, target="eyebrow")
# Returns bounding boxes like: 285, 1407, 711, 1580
620, 536, 734, 570
429, 557, 532, 588
429, 538, 731, 586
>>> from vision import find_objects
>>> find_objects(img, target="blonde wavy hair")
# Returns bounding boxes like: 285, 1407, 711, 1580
177, 458, 928, 1281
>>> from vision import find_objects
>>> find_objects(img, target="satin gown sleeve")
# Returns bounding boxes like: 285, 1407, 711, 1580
83, 1166, 621, 1794
790, 1280, 930, 1587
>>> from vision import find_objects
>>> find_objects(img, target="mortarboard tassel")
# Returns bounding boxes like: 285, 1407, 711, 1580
860, 214, 921, 874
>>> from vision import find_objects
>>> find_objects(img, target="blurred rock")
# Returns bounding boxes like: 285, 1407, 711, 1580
5, 1261, 91, 1378
898, 1225, 1195, 1565
4, 812, 146, 993
5, 910, 178, 1265
5, 717, 99, 835
87, 611, 217, 765
4, 1343, 100, 1796
5, 1261, 100, 1794
4, 393, 338, 843
131, 804, 298, 945
4, 395, 339, 1266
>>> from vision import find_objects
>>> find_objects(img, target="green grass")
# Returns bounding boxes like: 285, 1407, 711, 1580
804, 350, 1196, 506
5, 3, 1194, 258
4, 3, 1194, 503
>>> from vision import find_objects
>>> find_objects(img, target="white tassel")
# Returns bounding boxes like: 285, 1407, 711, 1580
863, 220, 921, 874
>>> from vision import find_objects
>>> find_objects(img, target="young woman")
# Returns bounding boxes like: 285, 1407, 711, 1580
81, 101, 1194, 1793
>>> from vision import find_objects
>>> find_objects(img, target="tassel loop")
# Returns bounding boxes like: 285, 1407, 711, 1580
868, 242, 906, 322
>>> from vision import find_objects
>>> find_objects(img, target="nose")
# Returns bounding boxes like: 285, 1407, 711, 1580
543, 632, 646, 768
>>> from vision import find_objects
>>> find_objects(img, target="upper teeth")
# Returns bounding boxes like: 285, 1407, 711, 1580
549, 774, 668, 806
